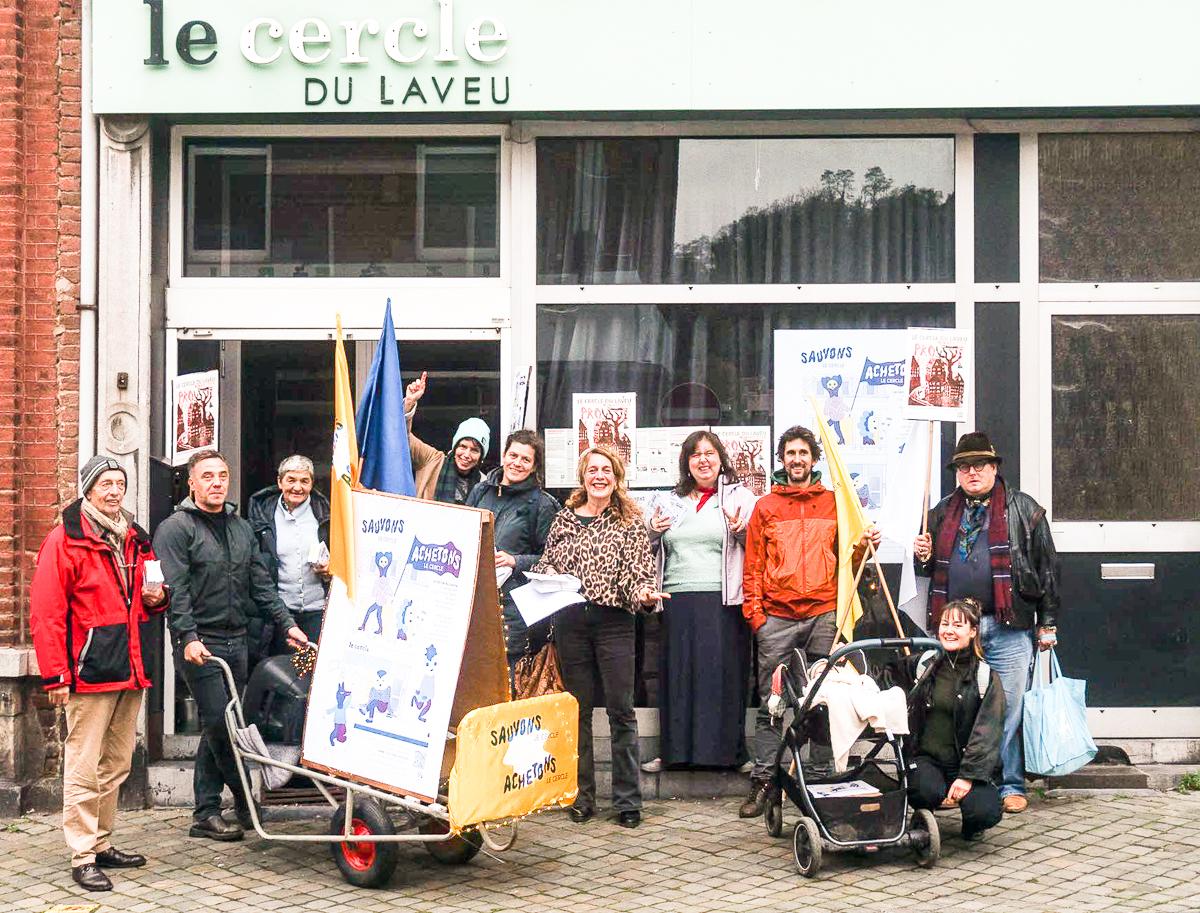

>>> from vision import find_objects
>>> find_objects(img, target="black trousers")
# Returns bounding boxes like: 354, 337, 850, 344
176, 637, 249, 821
908, 754, 1002, 836
555, 603, 641, 814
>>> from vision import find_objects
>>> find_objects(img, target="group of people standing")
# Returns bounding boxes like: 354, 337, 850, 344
29, 360, 1061, 890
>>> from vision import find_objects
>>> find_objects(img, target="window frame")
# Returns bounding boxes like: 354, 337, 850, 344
185, 144, 272, 269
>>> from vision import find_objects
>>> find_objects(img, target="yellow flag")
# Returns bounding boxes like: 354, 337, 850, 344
448, 693, 579, 831
807, 396, 869, 639
330, 317, 359, 599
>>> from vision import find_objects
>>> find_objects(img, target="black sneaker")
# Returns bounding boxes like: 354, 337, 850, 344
738, 779, 770, 818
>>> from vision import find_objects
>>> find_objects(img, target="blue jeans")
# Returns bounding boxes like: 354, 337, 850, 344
979, 615, 1033, 797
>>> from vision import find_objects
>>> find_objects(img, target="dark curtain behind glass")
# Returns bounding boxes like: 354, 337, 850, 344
537, 302, 955, 434
537, 139, 955, 285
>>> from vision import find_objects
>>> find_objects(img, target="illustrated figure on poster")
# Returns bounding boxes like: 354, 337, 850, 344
360, 670, 392, 723
411, 646, 437, 726
820, 375, 848, 445
908, 345, 965, 410
329, 683, 351, 746
395, 598, 415, 640
358, 551, 394, 634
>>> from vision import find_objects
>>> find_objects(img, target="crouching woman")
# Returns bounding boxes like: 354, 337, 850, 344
908, 597, 1006, 841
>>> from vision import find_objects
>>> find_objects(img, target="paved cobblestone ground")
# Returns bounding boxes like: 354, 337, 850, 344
3, 792, 1199, 912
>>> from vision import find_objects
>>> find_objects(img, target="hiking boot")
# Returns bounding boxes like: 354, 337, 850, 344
738, 779, 770, 818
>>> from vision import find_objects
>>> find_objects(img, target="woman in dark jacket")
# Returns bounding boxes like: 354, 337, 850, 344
908, 597, 1006, 841
466, 430, 559, 678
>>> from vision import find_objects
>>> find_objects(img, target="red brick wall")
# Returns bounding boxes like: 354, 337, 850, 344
0, 0, 82, 650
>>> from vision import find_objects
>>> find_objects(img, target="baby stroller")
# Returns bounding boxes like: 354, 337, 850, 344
761, 636, 943, 878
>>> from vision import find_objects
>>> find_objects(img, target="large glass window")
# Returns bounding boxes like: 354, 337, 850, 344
185, 139, 500, 278
1040, 133, 1200, 282
1052, 314, 1200, 521
537, 138, 955, 285
537, 302, 953, 434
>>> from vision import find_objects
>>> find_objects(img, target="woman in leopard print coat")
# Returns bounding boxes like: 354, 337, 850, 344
532, 445, 666, 829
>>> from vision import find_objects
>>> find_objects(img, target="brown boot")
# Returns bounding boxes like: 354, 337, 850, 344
738, 779, 770, 818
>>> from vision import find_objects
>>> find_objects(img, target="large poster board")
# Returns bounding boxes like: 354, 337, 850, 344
171, 370, 219, 466
301, 489, 492, 802
774, 330, 936, 606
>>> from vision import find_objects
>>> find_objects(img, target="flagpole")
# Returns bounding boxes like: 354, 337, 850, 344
834, 546, 874, 645
921, 420, 935, 536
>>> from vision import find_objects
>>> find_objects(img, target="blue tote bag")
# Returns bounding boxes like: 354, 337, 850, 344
1023, 649, 1098, 777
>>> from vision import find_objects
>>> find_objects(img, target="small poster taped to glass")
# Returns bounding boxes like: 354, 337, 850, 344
711, 426, 772, 497
904, 327, 973, 422
171, 370, 219, 466
572, 392, 637, 478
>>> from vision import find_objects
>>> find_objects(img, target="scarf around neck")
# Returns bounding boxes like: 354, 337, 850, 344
930, 476, 1013, 626
81, 498, 130, 552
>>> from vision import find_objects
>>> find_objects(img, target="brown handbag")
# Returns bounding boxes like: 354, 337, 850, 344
513, 637, 564, 699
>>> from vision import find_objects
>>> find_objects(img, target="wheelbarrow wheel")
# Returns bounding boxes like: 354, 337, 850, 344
329, 799, 398, 888
419, 817, 483, 865
910, 808, 940, 868
792, 817, 822, 879
763, 789, 784, 838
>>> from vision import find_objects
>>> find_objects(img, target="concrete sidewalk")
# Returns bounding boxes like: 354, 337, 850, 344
3, 792, 1199, 912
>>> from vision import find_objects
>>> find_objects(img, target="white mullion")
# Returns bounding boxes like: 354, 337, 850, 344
1039, 282, 1200, 302
953, 132, 975, 436
1018, 133, 1042, 506
169, 128, 184, 283
532, 284, 958, 306
511, 121, 540, 428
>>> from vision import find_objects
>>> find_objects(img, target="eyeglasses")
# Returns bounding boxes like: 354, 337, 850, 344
955, 460, 994, 474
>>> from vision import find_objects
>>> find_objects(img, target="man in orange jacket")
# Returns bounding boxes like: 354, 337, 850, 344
739, 426, 879, 818
30, 456, 168, 891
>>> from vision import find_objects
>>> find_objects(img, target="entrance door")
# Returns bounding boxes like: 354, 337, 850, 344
161, 335, 500, 747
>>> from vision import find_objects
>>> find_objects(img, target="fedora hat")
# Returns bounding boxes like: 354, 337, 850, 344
947, 431, 1002, 470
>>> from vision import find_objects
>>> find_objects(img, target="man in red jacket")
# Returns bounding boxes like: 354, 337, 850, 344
739, 426, 879, 818
30, 456, 168, 892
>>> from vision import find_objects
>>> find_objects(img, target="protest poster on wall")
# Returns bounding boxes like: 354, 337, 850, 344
171, 370, 219, 466
572, 392, 637, 478
543, 428, 577, 489
774, 329, 936, 607
904, 327, 973, 422
301, 490, 484, 802
711, 426, 772, 496
630, 426, 704, 489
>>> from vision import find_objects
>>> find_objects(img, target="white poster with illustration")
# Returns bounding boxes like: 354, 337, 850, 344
773, 330, 937, 607
171, 370, 219, 466
904, 327, 973, 423
543, 428, 578, 490
630, 426, 704, 489
301, 490, 482, 802
711, 426, 772, 497
572, 392, 637, 479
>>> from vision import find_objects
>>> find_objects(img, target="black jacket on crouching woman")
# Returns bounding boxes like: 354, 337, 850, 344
908, 650, 1006, 782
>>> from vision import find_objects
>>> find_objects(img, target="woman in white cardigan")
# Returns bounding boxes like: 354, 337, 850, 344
642, 430, 759, 772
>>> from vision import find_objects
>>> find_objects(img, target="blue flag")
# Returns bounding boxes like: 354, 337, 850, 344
355, 300, 417, 496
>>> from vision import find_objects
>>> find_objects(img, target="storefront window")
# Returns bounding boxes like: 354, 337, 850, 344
1052, 314, 1200, 521
537, 302, 953, 434
537, 138, 955, 284
1040, 133, 1200, 282
185, 139, 500, 278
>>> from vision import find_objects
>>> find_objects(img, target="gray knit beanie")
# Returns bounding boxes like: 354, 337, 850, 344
80, 455, 127, 496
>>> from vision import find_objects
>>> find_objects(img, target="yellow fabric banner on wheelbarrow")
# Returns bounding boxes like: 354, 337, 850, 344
448, 692, 579, 831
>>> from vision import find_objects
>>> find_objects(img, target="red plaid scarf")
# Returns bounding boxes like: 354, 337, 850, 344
930, 476, 1013, 626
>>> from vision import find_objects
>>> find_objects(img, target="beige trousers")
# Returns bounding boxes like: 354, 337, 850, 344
63, 689, 143, 866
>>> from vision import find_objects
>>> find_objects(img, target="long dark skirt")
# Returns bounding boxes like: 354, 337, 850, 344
658, 591, 750, 767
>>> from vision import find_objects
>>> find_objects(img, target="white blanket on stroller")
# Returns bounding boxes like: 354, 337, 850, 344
803, 662, 909, 772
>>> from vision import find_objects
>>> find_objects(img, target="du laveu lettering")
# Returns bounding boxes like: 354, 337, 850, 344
139, 0, 511, 106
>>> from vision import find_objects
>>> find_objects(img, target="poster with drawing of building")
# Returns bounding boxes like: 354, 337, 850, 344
572, 392, 638, 478
904, 327, 973, 422
171, 371, 219, 466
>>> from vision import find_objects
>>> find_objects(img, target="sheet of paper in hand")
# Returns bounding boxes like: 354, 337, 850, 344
511, 572, 585, 627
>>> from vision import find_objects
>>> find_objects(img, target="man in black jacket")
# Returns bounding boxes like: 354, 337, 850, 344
154, 450, 309, 841
247, 454, 331, 650
913, 432, 1060, 815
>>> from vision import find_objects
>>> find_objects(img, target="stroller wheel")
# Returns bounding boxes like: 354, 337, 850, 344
910, 808, 940, 868
792, 817, 822, 878
763, 790, 784, 839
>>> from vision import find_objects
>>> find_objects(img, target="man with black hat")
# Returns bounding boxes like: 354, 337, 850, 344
913, 432, 1060, 815
30, 455, 168, 891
